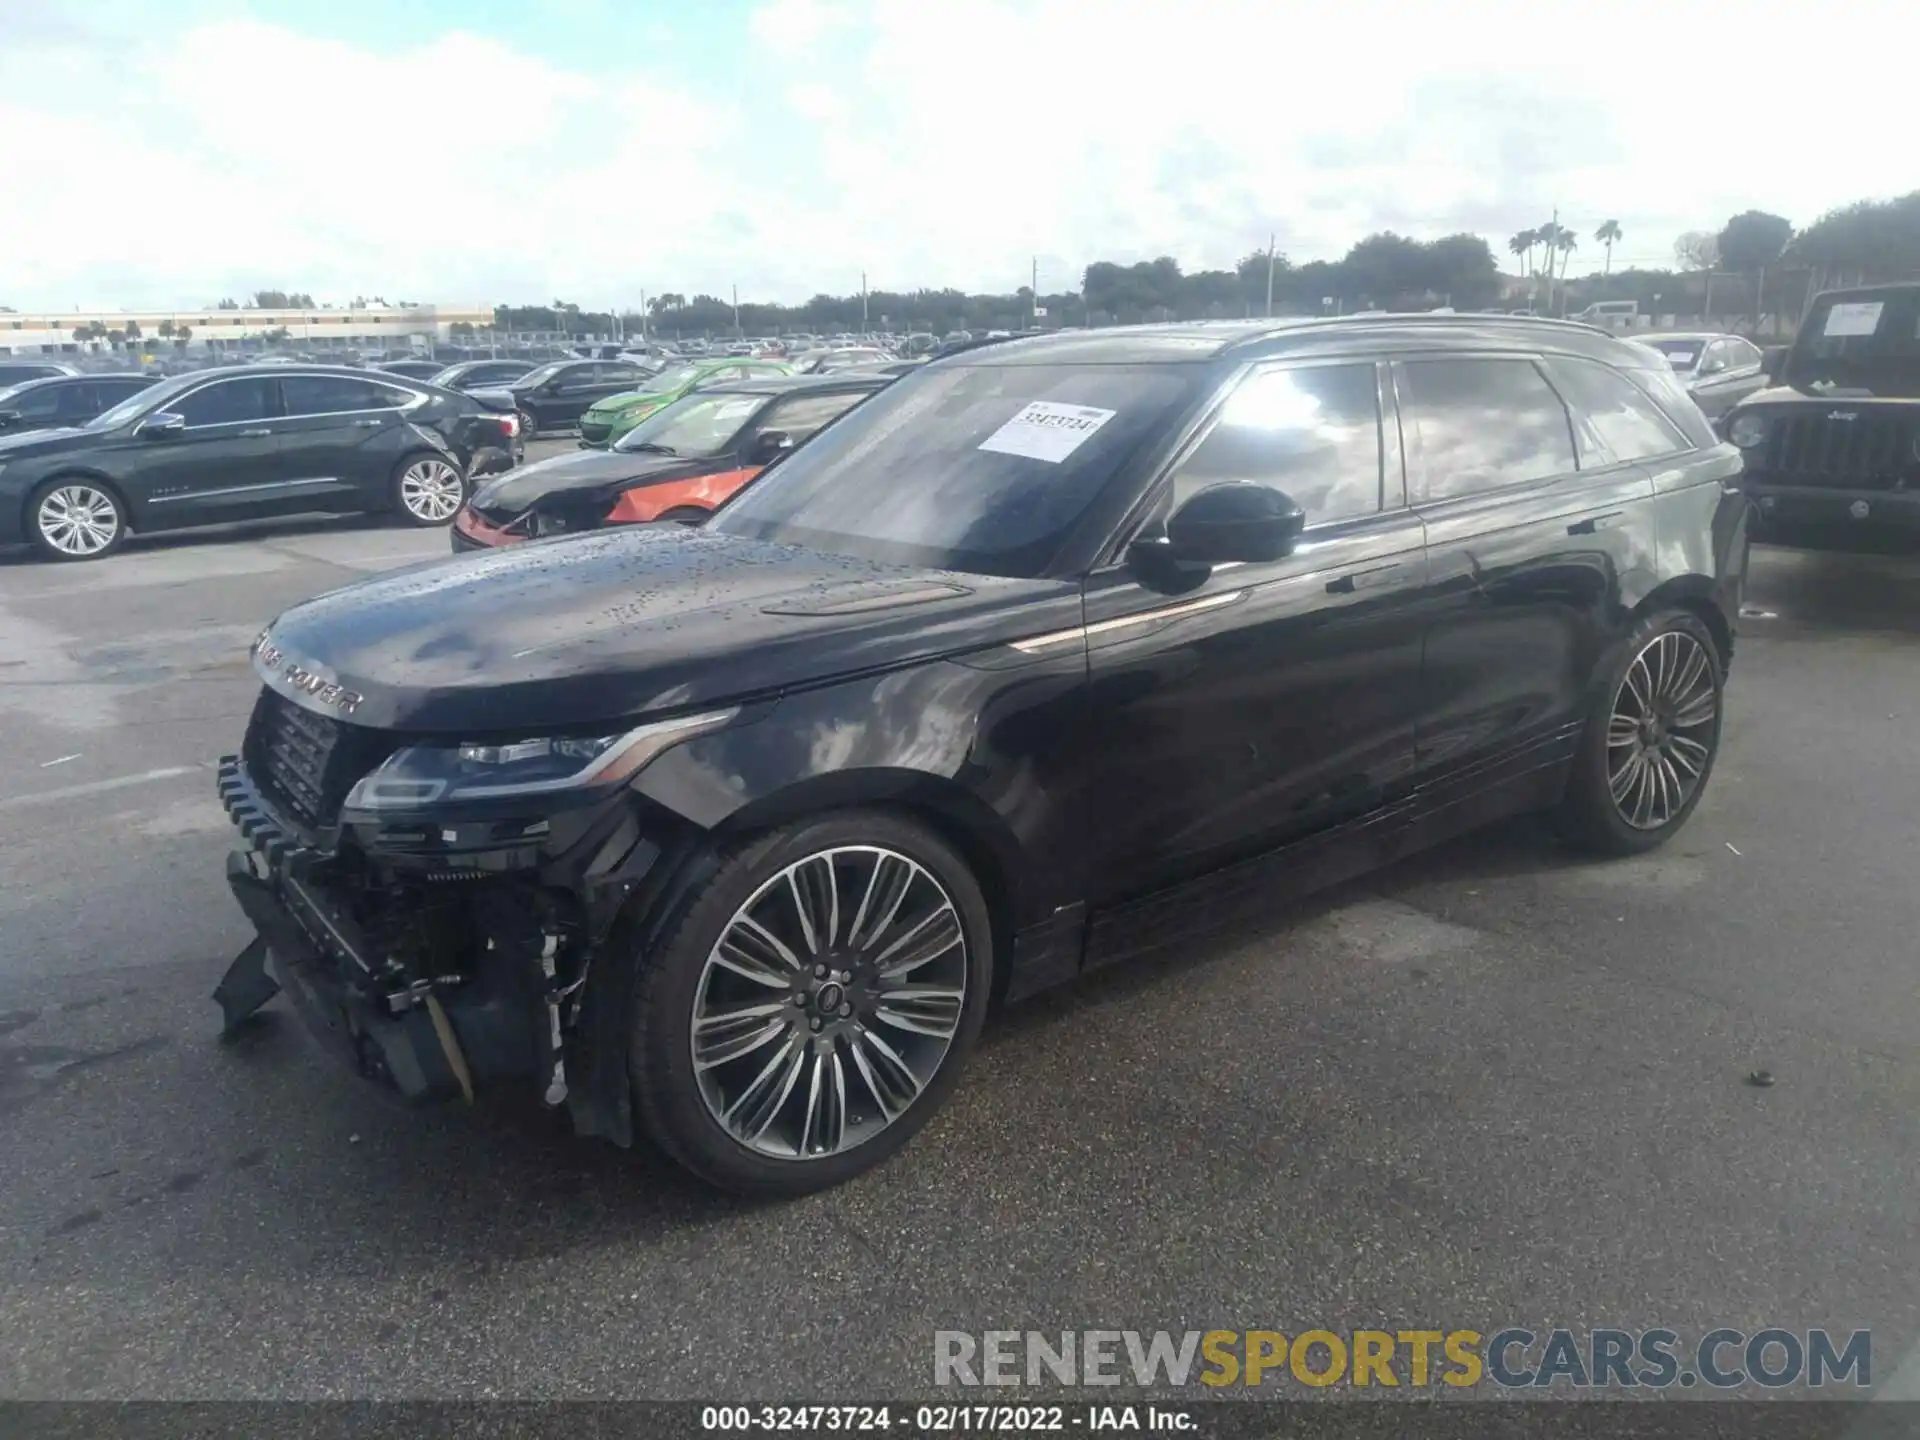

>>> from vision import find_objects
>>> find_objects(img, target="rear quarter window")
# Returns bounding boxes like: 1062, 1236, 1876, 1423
1610, 354, 1717, 452
1542, 356, 1692, 465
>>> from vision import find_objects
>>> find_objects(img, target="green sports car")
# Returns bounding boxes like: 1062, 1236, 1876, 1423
577, 357, 794, 447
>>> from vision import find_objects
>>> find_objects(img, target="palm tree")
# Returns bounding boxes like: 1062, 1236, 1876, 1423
1594, 219, 1623, 276
1555, 231, 1578, 279
1509, 229, 1537, 278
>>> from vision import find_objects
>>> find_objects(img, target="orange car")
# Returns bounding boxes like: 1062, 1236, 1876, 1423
451, 374, 889, 551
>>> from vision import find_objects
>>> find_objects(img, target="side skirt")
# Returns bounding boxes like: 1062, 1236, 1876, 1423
1025, 728, 1583, 982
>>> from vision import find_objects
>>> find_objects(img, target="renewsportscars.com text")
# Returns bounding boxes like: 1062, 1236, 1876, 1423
933, 1328, 1872, 1390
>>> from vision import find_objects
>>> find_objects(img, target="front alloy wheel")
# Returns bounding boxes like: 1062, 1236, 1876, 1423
629, 812, 992, 1194
31, 482, 125, 561
693, 846, 968, 1160
394, 456, 467, 525
1606, 630, 1718, 830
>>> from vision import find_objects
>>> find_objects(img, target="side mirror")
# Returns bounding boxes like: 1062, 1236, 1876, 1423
1160, 482, 1305, 565
749, 430, 795, 464
0, 410, 20, 430
137, 411, 186, 439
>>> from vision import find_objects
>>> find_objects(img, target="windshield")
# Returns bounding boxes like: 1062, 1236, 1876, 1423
1788, 293, 1920, 392
612, 390, 766, 456
711, 361, 1199, 577
1647, 340, 1702, 369
90, 381, 176, 429
638, 364, 701, 394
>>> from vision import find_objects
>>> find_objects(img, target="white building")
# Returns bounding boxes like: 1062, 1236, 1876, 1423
0, 302, 496, 357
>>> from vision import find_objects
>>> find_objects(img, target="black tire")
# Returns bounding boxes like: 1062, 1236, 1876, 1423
1556, 609, 1725, 856
25, 478, 127, 562
389, 453, 469, 528
629, 809, 994, 1196
517, 408, 539, 442
656, 506, 708, 525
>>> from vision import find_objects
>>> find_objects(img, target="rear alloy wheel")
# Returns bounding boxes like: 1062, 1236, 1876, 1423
29, 481, 125, 561
1557, 610, 1724, 854
392, 455, 468, 526
629, 812, 992, 1195
517, 409, 539, 442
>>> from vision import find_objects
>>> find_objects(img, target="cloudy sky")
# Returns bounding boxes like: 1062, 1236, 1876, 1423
0, 0, 1907, 312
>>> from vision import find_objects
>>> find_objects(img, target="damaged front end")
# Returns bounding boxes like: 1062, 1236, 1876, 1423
214, 684, 732, 1146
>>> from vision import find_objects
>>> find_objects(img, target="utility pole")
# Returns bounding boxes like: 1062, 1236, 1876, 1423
1031, 256, 1038, 325
640, 290, 648, 341
1265, 233, 1276, 317
731, 284, 739, 336
862, 271, 869, 330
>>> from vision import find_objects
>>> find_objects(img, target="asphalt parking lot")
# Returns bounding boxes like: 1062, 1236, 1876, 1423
1, 466, 1917, 1401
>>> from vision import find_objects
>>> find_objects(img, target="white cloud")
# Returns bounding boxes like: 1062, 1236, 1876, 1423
748, 0, 853, 58
0, 1, 1912, 310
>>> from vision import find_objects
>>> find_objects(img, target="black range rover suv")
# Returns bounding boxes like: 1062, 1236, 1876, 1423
1721, 283, 1920, 543
215, 317, 1746, 1195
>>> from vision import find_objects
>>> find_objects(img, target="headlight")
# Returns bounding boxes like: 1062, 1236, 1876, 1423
1728, 412, 1769, 449
343, 707, 737, 810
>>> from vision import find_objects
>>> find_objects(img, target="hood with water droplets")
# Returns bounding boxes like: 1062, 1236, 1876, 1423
258, 526, 1065, 732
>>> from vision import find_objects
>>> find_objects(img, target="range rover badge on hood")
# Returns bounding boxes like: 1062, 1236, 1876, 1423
253, 635, 365, 715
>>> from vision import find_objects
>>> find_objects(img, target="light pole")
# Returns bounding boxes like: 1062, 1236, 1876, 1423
1265, 233, 1276, 317
862, 271, 869, 331
732, 284, 739, 337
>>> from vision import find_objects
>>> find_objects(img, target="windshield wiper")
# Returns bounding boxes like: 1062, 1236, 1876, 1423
623, 442, 677, 454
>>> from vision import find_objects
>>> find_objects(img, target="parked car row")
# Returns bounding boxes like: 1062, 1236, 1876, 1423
0, 367, 520, 560
213, 312, 1749, 1197
452, 374, 888, 549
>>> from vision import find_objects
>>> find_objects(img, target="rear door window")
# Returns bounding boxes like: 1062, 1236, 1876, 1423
1396, 357, 1577, 501
280, 376, 411, 416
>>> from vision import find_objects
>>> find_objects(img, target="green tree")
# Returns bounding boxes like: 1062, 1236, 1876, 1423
217, 297, 240, 309
449, 320, 475, 338
1718, 210, 1793, 319
123, 319, 142, 343
173, 325, 193, 350
1594, 219, 1623, 275
158, 318, 175, 339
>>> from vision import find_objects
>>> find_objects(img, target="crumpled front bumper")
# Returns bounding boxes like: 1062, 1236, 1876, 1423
213, 755, 536, 1105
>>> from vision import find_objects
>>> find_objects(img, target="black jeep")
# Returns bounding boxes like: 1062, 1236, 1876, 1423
1723, 284, 1920, 543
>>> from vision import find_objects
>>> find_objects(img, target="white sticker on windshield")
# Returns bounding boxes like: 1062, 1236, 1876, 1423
977, 401, 1117, 463
1823, 302, 1884, 337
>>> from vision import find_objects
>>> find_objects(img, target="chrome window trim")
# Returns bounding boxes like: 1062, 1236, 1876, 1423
164, 371, 429, 431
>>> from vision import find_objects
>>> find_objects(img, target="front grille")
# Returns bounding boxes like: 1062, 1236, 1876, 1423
244, 687, 394, 830
1760, 410, 1917, 491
